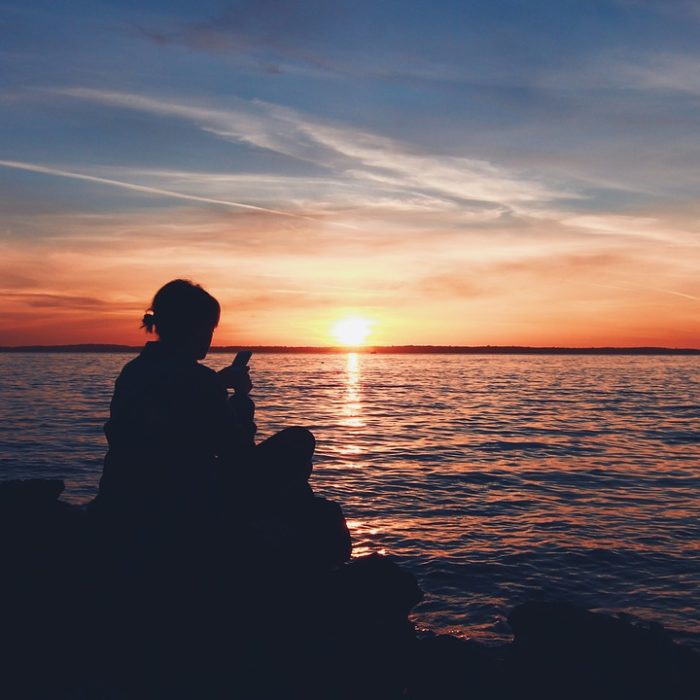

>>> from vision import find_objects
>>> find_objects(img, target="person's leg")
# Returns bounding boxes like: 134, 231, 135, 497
254, 426, 315, 488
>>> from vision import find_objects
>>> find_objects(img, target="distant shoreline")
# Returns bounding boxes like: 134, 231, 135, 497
1, 344, 699, 355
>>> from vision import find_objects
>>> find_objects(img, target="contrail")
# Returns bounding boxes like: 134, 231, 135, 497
654, 288, 700, 302
588, 282, 699, 301
0, 159, 312, 220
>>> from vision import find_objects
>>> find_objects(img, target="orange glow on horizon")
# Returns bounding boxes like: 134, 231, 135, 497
0, 207, 699, 348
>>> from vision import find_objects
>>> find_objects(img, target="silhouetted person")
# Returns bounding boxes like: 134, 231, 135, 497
91, 279, 317, 533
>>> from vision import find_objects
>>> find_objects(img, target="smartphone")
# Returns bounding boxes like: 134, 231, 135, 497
231, 350, 252, 368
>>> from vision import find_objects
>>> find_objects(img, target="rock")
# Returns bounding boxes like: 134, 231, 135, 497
0, 478, 65, 510
1, 479, 699, 699
0, 480, 92, 698
508, 601, 700, 699
408, 634, 507, 699
244, 495, 352, 570
312, 554, 424, 698
331, 553, 424, 620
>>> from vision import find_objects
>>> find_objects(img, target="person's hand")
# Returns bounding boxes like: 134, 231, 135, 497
217, 365, 253, 395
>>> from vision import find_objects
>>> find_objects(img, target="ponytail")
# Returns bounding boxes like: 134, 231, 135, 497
141, 312, 156, 333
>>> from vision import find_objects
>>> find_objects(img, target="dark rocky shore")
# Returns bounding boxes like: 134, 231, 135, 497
1, 479, 697, 699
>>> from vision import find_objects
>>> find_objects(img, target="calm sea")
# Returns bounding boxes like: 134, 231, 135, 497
1, 352, 698, 648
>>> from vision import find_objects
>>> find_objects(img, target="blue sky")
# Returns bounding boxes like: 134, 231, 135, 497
1, 0, 699, 345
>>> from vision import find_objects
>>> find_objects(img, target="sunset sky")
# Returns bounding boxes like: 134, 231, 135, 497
1, 0, 699, 347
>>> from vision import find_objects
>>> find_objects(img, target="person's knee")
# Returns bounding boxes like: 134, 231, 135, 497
255, 427, 315, 482
264, 426, 314, 459
279, 426, 315, 455
274, 427, 315, 483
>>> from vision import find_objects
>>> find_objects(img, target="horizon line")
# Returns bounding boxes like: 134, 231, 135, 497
1, 343, 699, 355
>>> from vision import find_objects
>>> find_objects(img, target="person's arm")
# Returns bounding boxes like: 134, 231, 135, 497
217, 365, 257, 450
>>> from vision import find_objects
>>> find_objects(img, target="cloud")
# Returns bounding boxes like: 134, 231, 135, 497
413, 251, 631, 299
416, 272, 483, 299
134, 1, 414, 79
617, 53, 700, 95
52, 88, 572, 214
563, 214, 700, 245
1, 292, 115, 309
615, 0, 700, 22
0, 271, 39, 287
69, 166, 496, 222
652, 288, 700, 301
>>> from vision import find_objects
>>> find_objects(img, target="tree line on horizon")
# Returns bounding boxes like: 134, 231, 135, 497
1, 344, 699, 355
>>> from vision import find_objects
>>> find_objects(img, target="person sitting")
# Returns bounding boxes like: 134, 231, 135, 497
91, 279, 350, 566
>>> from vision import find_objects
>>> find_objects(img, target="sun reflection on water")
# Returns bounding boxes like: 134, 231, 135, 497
340, 352, 364, 429
340, 356, 388, 556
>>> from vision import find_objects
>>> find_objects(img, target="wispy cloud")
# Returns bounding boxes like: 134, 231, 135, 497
618, 53, 700, 95
563, 214, 700, 245
53, 88, 571, 213
589, 281, 700, 302
3, 292, 114, 309
653, 287, 700, 301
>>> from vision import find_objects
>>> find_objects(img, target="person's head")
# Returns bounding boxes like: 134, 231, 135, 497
141, 279, 220, 359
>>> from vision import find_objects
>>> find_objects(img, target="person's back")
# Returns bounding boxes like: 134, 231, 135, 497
98, 339, 228, 520
92, 279, 230, 526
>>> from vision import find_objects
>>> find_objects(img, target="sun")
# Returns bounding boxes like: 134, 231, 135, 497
331, 317, 372, 346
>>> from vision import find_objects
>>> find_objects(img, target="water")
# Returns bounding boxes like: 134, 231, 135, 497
1, 352, 699, 648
